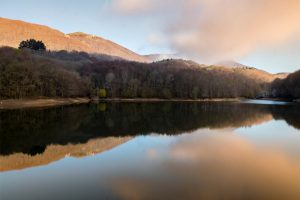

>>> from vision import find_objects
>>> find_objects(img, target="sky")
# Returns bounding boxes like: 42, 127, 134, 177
1, 0, 300, 73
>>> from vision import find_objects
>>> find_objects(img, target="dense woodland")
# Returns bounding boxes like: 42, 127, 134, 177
270, 70, 300, 99
0, 47, 90, 98
0, 46, 299, 100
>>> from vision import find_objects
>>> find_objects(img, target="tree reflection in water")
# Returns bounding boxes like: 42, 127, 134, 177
0, 102, 299, 156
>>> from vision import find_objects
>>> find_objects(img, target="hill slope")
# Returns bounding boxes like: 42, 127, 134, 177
214, 61, 287, 82
0, 17, 149, 62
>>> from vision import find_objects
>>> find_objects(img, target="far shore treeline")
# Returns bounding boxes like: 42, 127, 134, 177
0, 45, 299, 100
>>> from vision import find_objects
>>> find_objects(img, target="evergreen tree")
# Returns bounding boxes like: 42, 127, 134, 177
18, 39, 46, 51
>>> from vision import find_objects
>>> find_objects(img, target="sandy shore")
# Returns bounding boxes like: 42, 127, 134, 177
0, 98, 91, 109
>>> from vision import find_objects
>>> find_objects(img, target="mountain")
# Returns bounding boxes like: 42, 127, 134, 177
214, 61, 288, 82
0, 17, 149, 62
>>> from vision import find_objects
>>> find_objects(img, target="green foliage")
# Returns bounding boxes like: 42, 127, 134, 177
98, 88, 107, 98
19, 39, 46, 51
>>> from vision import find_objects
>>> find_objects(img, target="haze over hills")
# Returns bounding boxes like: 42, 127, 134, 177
0, 17, 149, 62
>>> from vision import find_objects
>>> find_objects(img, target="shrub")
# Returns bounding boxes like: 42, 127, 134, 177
98, 88, 107, 98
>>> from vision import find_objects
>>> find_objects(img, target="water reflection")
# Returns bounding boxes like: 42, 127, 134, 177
0, 137, 132, 171
0, 102, 300, 171
0, 101, 300, 200
111, 131, 300, 200
1, 102, 299, 156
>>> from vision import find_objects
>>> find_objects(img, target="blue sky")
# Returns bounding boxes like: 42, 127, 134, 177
1, 0, 299, 73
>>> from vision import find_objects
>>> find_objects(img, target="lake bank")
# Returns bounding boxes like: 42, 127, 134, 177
94, 98, 242, 103
0, 98, 90, 109
1, 97, 298, 109
0, 97, 243, 109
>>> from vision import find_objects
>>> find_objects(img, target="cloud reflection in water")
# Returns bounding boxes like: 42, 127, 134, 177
111, 130, 300, 200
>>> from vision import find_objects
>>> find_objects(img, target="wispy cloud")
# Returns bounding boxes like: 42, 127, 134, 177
111, 0, 155, 14
111, 0, 300, 63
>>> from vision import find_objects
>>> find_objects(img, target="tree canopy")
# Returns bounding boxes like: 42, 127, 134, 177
1, 46, 298, 100
18, 39, 46, 51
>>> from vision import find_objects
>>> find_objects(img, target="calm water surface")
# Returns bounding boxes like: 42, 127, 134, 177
0, 101, 300, 200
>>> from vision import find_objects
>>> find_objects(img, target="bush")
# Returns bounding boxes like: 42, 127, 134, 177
98, 89, 107, 98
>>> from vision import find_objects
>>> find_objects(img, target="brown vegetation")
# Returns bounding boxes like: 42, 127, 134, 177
0, 46, 293, 100
270, 70, 300, 99
81, 59, 278, 99
0, 47, 90, 99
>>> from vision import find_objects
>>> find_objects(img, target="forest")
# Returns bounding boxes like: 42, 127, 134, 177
0, 46, 299, 100
270, 70, 300, 99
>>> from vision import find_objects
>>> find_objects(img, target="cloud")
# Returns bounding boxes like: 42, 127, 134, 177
111, 0, 155, 14
112, 0, 300, 63
171, 0, 300, 63
146, 32, 165, 46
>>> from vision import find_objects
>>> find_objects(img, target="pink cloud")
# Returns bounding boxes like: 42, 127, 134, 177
112, 0, 300, 63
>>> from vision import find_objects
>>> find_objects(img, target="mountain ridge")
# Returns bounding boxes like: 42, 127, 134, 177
0, 17, 149, 62
0, 17, 290, 80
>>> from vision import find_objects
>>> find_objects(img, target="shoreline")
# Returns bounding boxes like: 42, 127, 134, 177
0, 98, 91, 109
94, 98, 242, 103
0, 97, 242, 109
0, 97, 298, 110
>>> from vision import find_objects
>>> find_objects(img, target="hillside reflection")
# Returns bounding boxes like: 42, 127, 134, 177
1, 102, 299, 157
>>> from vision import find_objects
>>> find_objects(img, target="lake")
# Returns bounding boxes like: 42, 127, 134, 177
0, 101, 300, 200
